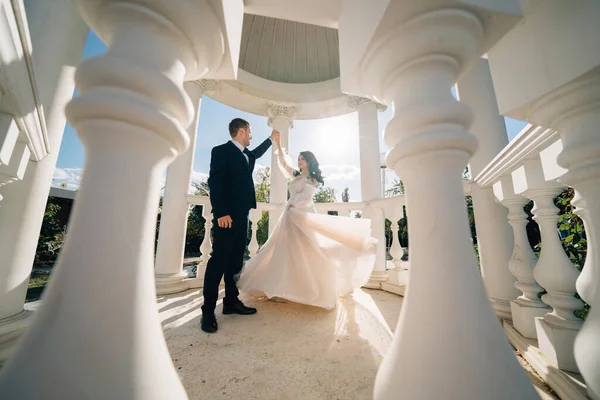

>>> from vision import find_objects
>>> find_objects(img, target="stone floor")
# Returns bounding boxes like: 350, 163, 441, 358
158, 288, 559, 400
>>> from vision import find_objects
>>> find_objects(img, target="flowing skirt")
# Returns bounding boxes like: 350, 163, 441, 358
237, 206, 377, 310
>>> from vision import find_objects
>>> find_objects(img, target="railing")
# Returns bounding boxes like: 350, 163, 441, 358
185, 194, 411, 285
474, 124, 596, 399
185, 181, 475, 289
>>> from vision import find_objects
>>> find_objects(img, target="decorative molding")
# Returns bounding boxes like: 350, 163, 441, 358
267, 103, 296, 127
346, 95, 387, 111
197, 79, 219, 94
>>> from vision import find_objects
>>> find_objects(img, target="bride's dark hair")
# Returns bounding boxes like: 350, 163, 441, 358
293, 151, 324, 185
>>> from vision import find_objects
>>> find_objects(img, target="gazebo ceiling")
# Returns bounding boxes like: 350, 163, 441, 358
238, 14, 341, 84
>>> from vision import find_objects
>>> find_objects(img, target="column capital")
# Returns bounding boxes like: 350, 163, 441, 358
267, 103, 296, 128
196, 79, 219, 94
346, 95, 387, 111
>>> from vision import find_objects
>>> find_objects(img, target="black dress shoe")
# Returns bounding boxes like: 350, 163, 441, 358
201, 314, 218, 333
223, 301, 257, 315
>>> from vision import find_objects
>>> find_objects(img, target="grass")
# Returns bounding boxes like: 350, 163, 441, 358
26, 266, 53, 303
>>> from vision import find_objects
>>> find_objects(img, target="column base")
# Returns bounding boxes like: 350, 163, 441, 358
535, 316, 582, 373
0, 310, 32, 365
365, 271, 388, 289
489, 297, 513, 321
155, 272, 190, 295
386, 265, 409, 287
511, 299, 550, 339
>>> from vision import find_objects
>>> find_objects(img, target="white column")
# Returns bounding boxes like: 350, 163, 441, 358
496, 176, 549, 339
348, 8, 540, 400
0, 0, 230, 397
267, 104, 295, 235
456, 58, 519, 320
154, 81, 205, 295
351, 98, 388, 287
0, 0, 88, 362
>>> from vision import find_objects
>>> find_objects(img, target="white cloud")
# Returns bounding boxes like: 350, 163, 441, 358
320, 164, 360, 181
52, 167, 83, 190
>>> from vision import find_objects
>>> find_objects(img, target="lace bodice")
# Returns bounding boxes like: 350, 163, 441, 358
288, 176, 317, 209
275, 148, 317, 210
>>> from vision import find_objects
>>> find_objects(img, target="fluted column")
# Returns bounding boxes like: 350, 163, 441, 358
0, 0, 88, 363
346, 8, 539, 400
497, 177, 549, 339
350, 97, 388, 287
267, 104, 295, 235
528, 70, 600, 399
0, 0, 232, 398
457, 58, 518, 320
154, 81, 208, 295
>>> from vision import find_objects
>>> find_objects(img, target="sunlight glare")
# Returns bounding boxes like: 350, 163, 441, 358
312, 114, 358, 158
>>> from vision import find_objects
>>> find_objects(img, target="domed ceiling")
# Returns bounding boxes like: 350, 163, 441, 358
238, 14, 341, 84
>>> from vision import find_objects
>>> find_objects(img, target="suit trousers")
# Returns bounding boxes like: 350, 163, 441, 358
201, 212, 249, 314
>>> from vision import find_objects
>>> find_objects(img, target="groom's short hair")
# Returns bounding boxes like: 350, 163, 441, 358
229, 118, 250, 137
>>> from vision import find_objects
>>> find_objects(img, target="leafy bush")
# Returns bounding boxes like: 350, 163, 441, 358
34, 200, 65, 266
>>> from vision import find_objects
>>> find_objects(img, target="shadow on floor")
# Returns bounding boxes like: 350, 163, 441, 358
159, 288, 401, 400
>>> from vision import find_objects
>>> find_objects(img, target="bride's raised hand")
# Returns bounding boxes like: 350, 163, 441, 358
271, 129, 281, 145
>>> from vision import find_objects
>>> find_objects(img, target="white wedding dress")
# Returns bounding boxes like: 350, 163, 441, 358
237, 149, 378, 310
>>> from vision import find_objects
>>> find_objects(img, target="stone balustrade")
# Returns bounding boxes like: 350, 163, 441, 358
475, 123, 595, 399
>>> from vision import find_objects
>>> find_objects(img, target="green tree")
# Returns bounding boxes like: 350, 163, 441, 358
385, 179, 405, 197
35, 198, 65, 265
314, 186, 337, 215
314, 187, 336, 203
341, 187, 350, 202
254, 168, 271, 246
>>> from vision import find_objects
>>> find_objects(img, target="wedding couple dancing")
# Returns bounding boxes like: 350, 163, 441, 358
201, 118, 378, 333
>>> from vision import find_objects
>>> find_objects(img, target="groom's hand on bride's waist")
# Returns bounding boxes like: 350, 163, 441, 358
217, 215, 233, 228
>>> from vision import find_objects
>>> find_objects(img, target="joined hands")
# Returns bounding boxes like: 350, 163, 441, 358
271, 129, 281, 144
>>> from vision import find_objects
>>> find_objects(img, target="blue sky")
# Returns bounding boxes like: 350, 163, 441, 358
53, 30, 528, 201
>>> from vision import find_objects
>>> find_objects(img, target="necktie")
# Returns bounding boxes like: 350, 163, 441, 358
243, 148, 251, 164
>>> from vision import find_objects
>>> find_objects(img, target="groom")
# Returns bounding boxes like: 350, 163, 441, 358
201, 118, 280, 333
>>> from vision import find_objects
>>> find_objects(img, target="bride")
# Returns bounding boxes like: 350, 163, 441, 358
237, 135, 378, 310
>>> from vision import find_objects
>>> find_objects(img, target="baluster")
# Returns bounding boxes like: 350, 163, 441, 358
196, 204, 213, 282
386, 212, 409, 289
572, 191, 597, 305
527, 187, 584, 373
500, 185, 549, 339
389, 217, 404, 268
340, 5, 540, 398
248, 209, 261, 258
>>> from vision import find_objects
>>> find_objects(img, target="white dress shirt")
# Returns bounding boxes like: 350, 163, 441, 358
231, 140, 248, 163
231, 137, 272, 164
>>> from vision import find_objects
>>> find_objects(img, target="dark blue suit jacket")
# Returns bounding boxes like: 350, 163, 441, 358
208, 139, 272, 219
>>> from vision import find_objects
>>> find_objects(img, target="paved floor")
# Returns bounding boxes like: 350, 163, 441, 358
159, 288, 558, 400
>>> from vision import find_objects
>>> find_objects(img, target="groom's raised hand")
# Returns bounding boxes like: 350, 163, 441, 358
217, 215, 233, 228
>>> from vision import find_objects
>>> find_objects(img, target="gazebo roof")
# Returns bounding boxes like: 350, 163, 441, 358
198, 13, 380, 120
239, 14, 340, 85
